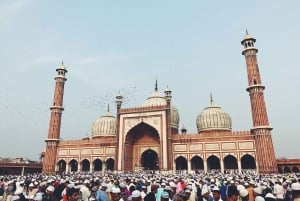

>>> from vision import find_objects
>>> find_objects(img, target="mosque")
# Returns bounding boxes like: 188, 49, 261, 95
41, 33, 300, 175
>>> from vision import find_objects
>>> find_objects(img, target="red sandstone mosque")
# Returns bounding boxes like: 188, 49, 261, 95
41, 33, 300, 175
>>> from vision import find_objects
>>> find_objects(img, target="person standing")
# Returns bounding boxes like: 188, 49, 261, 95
67, 188, 80, 201
111, 188, 122, 201
273, 181, 284, 201
239, 189, 249, 201
291, 183, 300, 201
212, 187, 222, 201
144, 185, 157, 201
96, 184, 109, 201
226, 186, 239, 201
80, 180, 91, 201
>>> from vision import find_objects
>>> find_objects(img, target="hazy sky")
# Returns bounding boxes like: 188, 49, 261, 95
0, 1, 299, 161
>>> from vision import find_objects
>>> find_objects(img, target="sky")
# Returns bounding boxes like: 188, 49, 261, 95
0, 1, 299, 161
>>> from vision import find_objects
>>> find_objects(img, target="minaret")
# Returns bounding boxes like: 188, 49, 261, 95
42, 62, 67, 173
164, 85, 172, 170
115, 91, 123, 171
241, 32, 277, 173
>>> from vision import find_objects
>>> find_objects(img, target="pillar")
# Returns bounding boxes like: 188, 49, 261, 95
238, 159, 242, 174
220, 159, 224, 173
188, 159, 191, 173
204, 160, 208, 173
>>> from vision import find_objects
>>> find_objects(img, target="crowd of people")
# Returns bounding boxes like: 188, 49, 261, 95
1, 171, 300, 201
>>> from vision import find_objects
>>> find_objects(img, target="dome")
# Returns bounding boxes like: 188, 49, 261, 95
196, 99, 232, 133
141, 90, 167, 107
141, 85, 180, 129
92, 110, 116, 137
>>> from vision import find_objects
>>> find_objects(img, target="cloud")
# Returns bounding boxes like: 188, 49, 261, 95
76, 54, 132, 67
0, 0, 32, 28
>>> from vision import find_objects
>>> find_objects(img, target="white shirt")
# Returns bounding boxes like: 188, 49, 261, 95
273, 184, 284, 199
80, 185, 91, 201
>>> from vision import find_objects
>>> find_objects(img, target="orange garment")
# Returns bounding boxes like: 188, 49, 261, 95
247, 186, 254, 201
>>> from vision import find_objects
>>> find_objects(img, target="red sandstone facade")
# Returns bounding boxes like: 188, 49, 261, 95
41, 34, 297, 174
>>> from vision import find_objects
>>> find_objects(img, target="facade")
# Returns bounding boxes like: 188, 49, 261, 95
41, 33, 298, 175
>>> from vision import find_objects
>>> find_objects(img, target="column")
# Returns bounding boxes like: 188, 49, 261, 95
173, 161, 176, 173
220, 159, 224, 173
187, 159, 191, 173
238, 159, 242, 173
77, 163, 81, 173
204, 160, 208, 173
21, 166, 25, 176
54, 164, 58, 172
90, 161, 93, 173
65, 163, 69, 173
102, 162, 106, 174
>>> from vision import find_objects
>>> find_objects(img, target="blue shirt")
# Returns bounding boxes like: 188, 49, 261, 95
96, 190, 109, 201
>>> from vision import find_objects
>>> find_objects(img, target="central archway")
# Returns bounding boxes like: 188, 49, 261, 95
124, 122, 160, 171
141, 149, 158, 170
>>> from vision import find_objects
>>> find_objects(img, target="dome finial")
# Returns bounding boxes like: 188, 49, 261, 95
62, 61, 64, 65
155, 79, 158, 91
107, 104, 110, 112
210, 93, 213, 103
246, 29, 248, 35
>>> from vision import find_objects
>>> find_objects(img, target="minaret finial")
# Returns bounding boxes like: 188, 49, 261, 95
210, 93, 213, 103
155, 79, 158, 91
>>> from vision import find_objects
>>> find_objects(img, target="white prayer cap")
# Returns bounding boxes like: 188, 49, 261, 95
111, 187, 121, 194
131, 190, 141, 198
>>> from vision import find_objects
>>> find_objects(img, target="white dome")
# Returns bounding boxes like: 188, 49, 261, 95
141, 88, 179, 129
92, 111, 116, 137
196, 100, 232, 132
141, 90, 167, 107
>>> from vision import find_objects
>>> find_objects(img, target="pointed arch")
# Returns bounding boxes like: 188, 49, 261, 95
292, 166, 299, 173
191, 156, 204, 170
81, 159, 90, 172
278, 166, 283, 174
93, 159, 102, 171
106, 158, 114, 171
207, 155, 220, 170
124, 122, 160, 171
224, 155, 238, 170
125, 122, 160, 143
175, 156, 187, 170
241, 154, 256, 169
284, 166, 291, 173
125, 119, 161, 137
69, 159, 78, 172
57, 159, 66, 173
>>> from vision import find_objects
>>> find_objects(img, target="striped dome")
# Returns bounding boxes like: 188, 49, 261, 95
141, 87, 180, 129
92, 110, 116, 137
141, 90, 166, 107
196, 99, 232, 132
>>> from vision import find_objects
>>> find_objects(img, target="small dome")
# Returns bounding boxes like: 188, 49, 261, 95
243, 33, 254, 40
92, 110, 116, 137
241, 31, 256, 44
196, 99, 232, 133
141, 86, 179, 129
